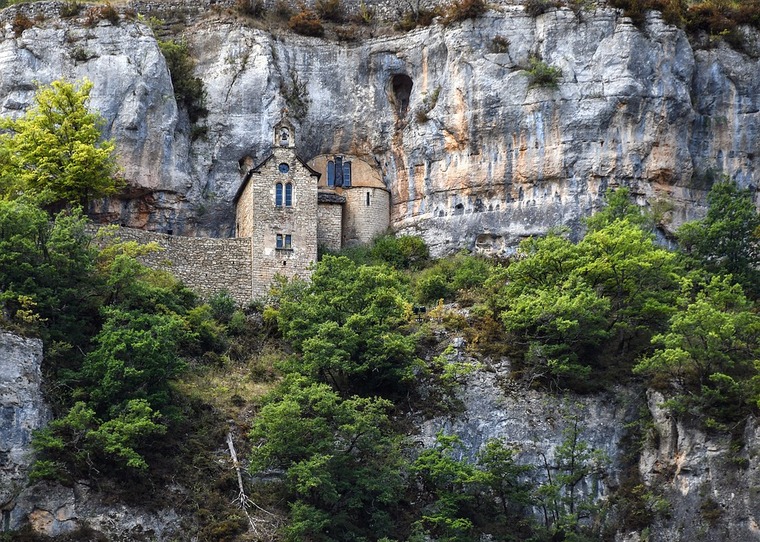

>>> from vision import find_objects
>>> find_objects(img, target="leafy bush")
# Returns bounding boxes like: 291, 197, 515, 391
442, 0, 488, 25
526, 56, 562, 88
236, 0, 265, 17
395, 7, 440, 31
524, 0, 555, 17
158, 40, 207, 123
315, 0, 343, 22
370, 234, 430, 270
288, 8, 325, 36
60, 0, 82, 17
677, 179, 760, 298
491, 35, 509, 53
85, 3, 120, 26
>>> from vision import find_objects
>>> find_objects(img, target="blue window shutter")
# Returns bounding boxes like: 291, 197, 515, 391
343, 162, 351, 187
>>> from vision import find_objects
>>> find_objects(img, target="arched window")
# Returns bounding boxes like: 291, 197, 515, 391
285, 183, 293, 206
343, 161, 352, 187
275, 183, 283, 206
327, 160, 335, 187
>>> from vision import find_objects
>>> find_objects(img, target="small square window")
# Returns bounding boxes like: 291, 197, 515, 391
276, 234, 293, 250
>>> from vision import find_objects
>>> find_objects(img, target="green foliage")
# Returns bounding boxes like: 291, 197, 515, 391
370, 234, 430, 270
274, 255, 416, 393
414, 251, 497, 304
249, 375, 405, 542
526, 57, 562, 88
411, 433, 480, 542
158, 40, 207, 123
0, 202, 101, 355
678, 179, 760, 298
32, 399, 165, 480
492, 192, 680, 389
0, 80, 121, 207
634, 275, 760, 428
534, 415, 609, 540
79, 307, 188, 415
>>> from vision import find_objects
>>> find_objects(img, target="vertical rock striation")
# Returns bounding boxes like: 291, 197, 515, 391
1, 4, 758, 254
0, 331, 47, 522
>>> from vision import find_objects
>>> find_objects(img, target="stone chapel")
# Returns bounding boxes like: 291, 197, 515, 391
233, 120, 391, 297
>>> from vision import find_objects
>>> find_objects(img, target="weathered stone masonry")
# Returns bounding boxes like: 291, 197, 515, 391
109, 228, 253, 304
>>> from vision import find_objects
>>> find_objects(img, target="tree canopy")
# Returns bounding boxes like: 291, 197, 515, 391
0, 80, 121, 208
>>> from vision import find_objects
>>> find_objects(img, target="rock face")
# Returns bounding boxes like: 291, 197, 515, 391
427, 351, 760, 541
638, 391, 760, 542
1, 3, 758, 254
0, 330, 47, 516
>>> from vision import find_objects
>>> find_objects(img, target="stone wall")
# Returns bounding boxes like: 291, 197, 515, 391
235, 176, 255, 239
317, 201, 344, 252
343, 187, 390, 245
107, 228, 254, 304
249, 145, 319, 299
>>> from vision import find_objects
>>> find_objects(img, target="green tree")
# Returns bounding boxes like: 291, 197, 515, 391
275, 255, 416, 394
249, 375, 405, 541
79, 306, 189, 416
535, 415, 608, 541
32, 399, 166, 481
678, 179, 760, 298
0, 201, 102, 362
634, 275, 760, 428
158, 40, 207, 123
0, 80, 121, 208
411, 432, 482, 542
476, 438, 533, 531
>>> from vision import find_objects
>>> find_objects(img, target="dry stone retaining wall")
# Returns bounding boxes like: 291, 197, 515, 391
107, 227, 254, 304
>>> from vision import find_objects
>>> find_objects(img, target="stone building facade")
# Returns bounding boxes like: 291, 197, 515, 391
234, 120, 391, 297
105, 120, 392, 305
234, 120, 321, 299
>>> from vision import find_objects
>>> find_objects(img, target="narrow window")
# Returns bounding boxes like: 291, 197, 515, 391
327, 160, 335, 187
366, 191, 371, 206
285, 183, 293, 206
285, 234, 292, 249
276, 234, 283, 248
343, 162, 352, 187
275, 183, 283, 206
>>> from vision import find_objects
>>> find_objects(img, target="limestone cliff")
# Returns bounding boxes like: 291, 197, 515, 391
0, 331, 47, 519
1, 2, 758, 255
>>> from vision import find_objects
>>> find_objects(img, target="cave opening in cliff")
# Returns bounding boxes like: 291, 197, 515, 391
391, 74, 413, 118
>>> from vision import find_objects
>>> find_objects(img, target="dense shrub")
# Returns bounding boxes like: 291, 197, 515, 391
526, 56, 562, 88
524, 0, 555, 17
85, 3, 120, 26
288, 8, 325, 36
370, 234, 430, 270
395, 7, 440, 31
236, 0, 265, 17
158, 40, 207, 122
443, 0, 488, 25
315, 0, 343, 22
